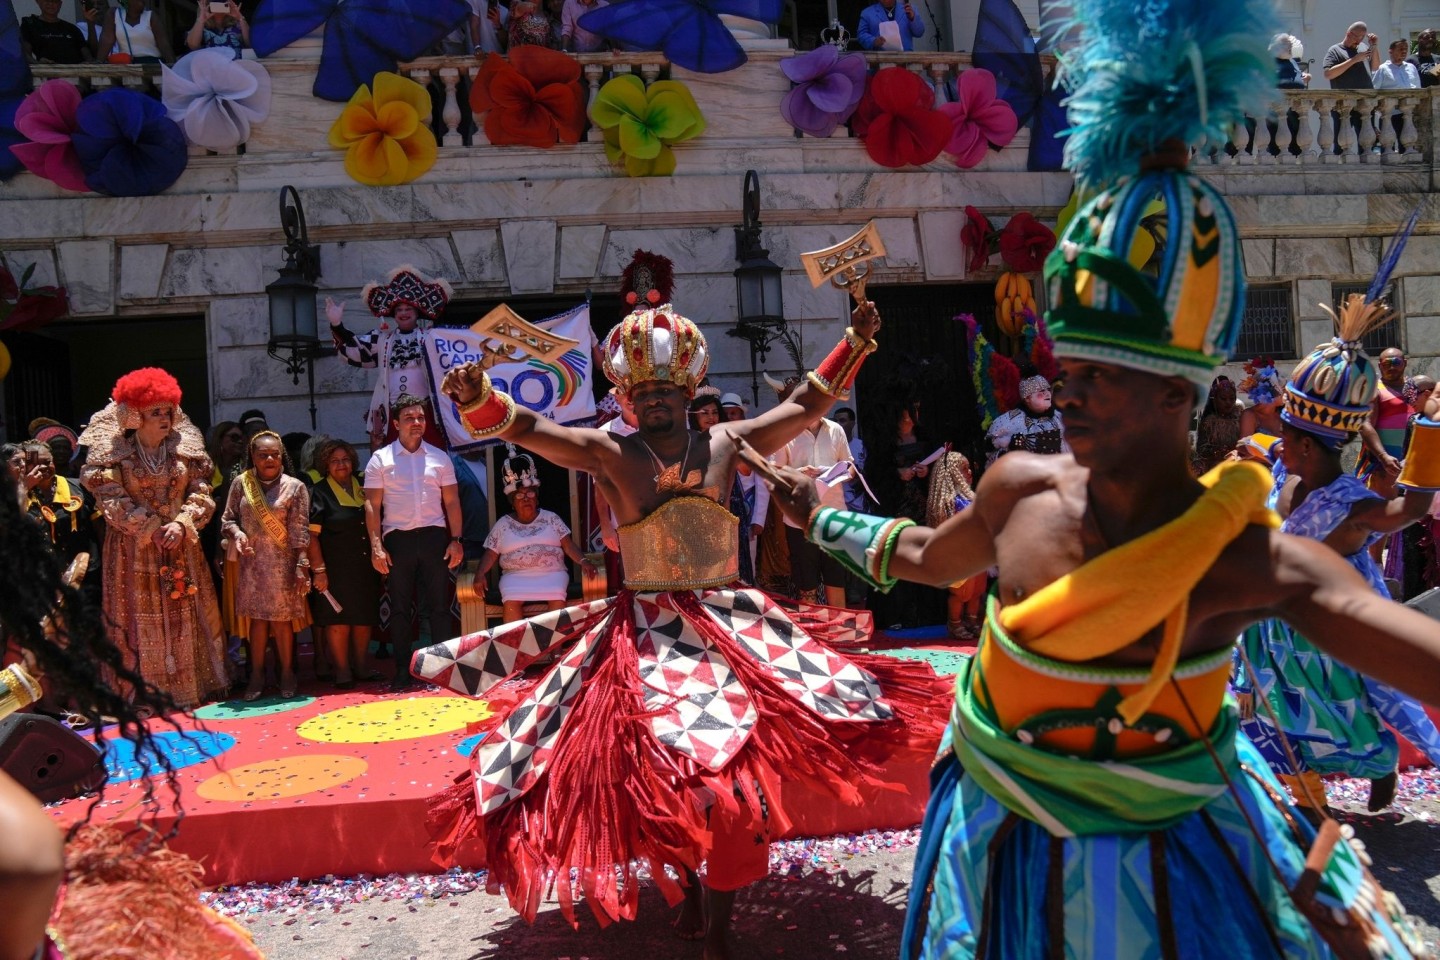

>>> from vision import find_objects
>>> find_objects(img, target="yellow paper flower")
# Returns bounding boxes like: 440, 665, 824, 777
327, 72, 437, 186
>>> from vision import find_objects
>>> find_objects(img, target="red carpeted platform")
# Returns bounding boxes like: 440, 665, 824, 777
47, 644, 969, 887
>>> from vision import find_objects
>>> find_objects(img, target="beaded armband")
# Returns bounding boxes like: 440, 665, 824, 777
456, 375, 518, 439
806, 506, 914, 593
806, 327, 877, 401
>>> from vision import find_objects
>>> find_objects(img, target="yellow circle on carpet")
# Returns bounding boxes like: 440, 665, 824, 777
296, 697, 493, 744
195, 755, 367, 801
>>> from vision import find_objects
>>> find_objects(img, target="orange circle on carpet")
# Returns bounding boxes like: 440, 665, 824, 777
194, 755, 367, 801
296, 696, 492, 744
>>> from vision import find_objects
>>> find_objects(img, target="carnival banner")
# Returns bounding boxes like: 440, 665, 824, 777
425, 303, 596, 451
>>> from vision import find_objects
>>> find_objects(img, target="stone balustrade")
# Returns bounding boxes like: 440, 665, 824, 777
31, 61, 163, 96
1206, 89, 1428, 165
397, 51, 670, 147
22, 52, 1440, 176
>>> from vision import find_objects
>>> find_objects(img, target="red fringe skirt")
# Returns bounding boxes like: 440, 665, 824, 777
413, 587, 950, 927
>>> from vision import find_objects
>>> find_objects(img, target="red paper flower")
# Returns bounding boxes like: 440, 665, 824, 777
937, 68, 1017, 168
851, 67, 950, 168
471, 47, 586, 148
961, 205, 994, 274
998, 212, 1057, 274
0, 262, 69, 332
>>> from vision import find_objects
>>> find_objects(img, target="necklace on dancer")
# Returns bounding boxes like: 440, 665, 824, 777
637, 433, 692, 490
136, 438, 168, 475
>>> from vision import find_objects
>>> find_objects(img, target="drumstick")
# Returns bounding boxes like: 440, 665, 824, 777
732, 435, 795, 493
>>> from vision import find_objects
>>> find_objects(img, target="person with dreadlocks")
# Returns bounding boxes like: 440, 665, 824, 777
0, 456, 264, 960
221, 431, 312, 701
79, 368, 228, 711
754, 0, 1440, 954
413, 272, 948, 960
326, 265, 455, 450
1191, 374, 1242, 475
925, 451, 987, 640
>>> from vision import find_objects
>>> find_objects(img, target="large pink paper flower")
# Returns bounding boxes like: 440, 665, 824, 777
938, 68, 1017, 169
11, 80, 86, 192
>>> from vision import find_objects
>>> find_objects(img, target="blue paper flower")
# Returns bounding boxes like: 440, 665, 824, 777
577, 0, 782, 74
72, 89, 188, 197
0, 0, 34, 180
251, 0, 471, 102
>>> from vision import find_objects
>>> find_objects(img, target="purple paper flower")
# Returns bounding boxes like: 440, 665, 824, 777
72, 88, 188, 197
938, 68, 1018, 168
780, 45, 867, 138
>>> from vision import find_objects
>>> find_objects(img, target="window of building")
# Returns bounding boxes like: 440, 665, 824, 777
1231, 283, 1296, 360
1331, 281, 1403, 353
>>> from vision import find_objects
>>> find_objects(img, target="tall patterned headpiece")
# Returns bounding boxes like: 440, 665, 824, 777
600, 304, 709, 396
363, 265, 453, 321
1042, 0, 1272, 388
1282, 208, 1419, 445
501, 444, 540, 494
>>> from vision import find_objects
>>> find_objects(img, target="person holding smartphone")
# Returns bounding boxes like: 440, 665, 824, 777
1324, 20, 1381, 88
186, 0, 249, 59
857, 0, 925, 52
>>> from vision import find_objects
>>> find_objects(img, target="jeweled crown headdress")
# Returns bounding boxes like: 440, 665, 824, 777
1042, 0, 1272, 387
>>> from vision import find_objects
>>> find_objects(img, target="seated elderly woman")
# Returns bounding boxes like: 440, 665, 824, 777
475, 448, 595, 623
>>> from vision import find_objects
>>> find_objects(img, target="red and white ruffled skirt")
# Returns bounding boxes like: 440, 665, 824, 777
412, 587, 949, 926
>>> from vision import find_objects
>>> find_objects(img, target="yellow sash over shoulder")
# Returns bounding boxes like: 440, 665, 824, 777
996, 460, 1278, 726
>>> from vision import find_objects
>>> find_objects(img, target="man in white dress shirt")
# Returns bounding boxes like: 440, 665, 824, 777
364, 394, 465, 691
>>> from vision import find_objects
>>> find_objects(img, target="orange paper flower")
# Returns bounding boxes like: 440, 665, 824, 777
470, 48, 586, 148
327, 72, 438, 186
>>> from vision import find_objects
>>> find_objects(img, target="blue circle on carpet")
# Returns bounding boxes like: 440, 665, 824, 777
103, 730, 237, 783
455, 733, 486, 757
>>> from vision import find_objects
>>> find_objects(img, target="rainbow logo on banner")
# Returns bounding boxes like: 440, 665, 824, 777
526, 348, 589, 408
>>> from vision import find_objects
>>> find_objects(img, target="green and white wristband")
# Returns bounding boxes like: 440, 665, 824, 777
806, 506, 914, 593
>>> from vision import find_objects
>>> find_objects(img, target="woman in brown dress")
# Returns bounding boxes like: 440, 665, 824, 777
222, 432, 310, 700
79, 367, 229, 711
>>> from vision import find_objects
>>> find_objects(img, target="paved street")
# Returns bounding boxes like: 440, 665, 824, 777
239, 795, 1440, 960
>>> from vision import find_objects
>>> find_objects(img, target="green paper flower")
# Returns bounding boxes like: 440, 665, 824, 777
588, 74, 705, 177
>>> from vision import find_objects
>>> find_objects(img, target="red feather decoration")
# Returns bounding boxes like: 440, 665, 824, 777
990, 352, 1020, 412
620, 249, 675, 306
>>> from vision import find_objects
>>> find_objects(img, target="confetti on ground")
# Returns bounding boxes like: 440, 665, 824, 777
1324, 769, 1440, 822
198, 826, 924, 917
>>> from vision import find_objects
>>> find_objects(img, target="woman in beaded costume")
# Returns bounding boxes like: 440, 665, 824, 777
1235, 286, 1440, 815
411, 295, 949, 959
79, 368, 228, 711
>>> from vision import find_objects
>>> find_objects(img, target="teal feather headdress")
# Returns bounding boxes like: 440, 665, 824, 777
1043, 0, 1278, 387
1055, 0, 1275, 188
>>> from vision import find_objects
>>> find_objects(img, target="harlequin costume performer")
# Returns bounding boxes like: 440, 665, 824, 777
1234, 286, 1440, 814
327, 264, 453, 449
409, 295, 950, 933
773, 0, 1434, 955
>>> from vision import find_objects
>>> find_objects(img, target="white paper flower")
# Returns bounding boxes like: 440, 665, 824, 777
162, 49, 271, 152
